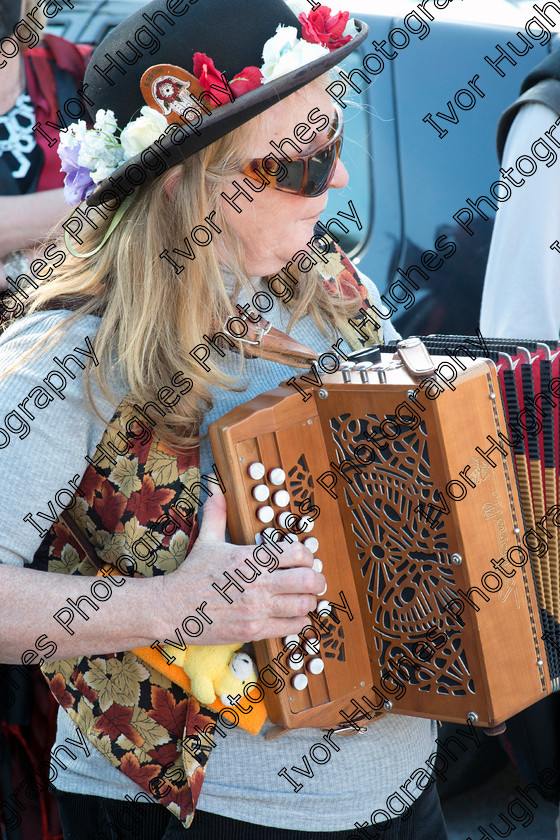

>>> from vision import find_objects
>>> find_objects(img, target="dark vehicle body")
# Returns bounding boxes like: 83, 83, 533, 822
51, 0, 560, 337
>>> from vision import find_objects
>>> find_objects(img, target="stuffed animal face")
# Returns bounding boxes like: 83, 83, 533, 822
230, 653, 254, 681
219, 652, 257, 706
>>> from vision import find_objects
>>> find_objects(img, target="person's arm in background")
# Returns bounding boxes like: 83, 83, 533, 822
0, 189, 68, 257
0, 189, 69, 288
480, 102, 560, 340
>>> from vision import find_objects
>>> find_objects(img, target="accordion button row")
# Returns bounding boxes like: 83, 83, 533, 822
255, 506, 315, 532
251, 486, 293, 506
287, 653, 325, 674
285, 636, 321, 654
283, 632, 325, 686
248, 461, 329, 690
247, 462, 286, 485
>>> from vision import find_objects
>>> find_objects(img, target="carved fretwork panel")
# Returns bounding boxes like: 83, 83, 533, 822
329, 413, 475, 697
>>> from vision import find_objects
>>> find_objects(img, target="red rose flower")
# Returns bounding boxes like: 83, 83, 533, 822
193, 52, 233, 106
230, 66, 263, 97
299, 6, 352, 52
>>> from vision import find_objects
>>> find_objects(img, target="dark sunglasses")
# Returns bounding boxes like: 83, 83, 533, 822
241, 105, 344, 198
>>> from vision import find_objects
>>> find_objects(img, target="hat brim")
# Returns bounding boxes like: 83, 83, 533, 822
86, 20, 369, 207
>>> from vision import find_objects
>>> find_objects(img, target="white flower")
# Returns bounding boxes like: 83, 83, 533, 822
90, 157, 121, 183
120, 106, 168, 160
261, 25, 329, 83
262, 25, 298, 75
59, 119, 87, 150
76, 128, 124, 182
94, 108, 119, 135
285, 0, 310, 17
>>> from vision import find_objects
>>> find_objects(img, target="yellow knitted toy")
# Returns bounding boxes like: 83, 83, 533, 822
164, 643, 257, 705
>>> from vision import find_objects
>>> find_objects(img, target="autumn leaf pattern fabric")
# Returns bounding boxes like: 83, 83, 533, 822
319, 239, 384, 350
30, 401, 219, 828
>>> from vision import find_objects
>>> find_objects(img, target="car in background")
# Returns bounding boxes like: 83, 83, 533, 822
52, 0, 560, 337
327, 0, 560, 336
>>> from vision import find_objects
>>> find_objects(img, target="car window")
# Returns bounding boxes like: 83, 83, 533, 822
319, 45, 374, 260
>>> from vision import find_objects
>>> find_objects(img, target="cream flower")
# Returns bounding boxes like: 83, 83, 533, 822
261, 25, 329, 83
120, 106, 168, 160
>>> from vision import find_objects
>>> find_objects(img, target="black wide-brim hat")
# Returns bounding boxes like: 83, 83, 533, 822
84, 0, 368, 206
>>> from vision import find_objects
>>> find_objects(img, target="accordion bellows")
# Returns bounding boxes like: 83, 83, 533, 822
209, 337, 559, 731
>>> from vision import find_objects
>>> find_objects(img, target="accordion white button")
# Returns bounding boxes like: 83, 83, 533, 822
248, 462, 265, 480
304, 537, 319, 553
273, 490, 290, 507
312, 558, 323, 573
317, 599, 331, 614
307, 657, 324, 675
268, 468, 286, 485
292, 673, 308, 691
252, 484, 270, 502
284, 634, 300, 648
304, 638, 320, 655
288, 652, 304, 670
318, 582, 327, 596
256, 505, 275, 523
277, 511, 294, 529
298, 516, 314, 533
262, 527, 280, 541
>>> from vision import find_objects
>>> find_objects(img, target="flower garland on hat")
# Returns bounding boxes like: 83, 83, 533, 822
58, 107, 168, 205
57, 3, 357, 206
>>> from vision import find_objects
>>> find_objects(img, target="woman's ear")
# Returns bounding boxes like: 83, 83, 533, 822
163, 167, 182, 201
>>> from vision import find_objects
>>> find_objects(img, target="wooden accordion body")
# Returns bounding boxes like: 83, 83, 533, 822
209, 344, 552, 730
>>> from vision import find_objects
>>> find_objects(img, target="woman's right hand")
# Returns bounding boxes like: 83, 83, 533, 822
160, 485, 326, 645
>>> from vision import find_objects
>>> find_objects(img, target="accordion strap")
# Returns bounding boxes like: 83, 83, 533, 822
396, 337, 436, 378
223, 311, 319, 368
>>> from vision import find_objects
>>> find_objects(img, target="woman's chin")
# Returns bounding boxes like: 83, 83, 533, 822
296, 215, 321, 243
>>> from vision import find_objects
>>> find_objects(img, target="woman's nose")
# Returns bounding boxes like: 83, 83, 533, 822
329, 158, 349, 190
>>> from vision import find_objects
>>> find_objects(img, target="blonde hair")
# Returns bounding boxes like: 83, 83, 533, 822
25, 79, 361, 448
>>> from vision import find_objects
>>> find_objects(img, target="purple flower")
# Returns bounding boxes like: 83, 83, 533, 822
58, 142, 95, 205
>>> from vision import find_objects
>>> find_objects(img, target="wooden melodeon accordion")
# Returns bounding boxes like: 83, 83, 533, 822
209, 336, 558, 731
